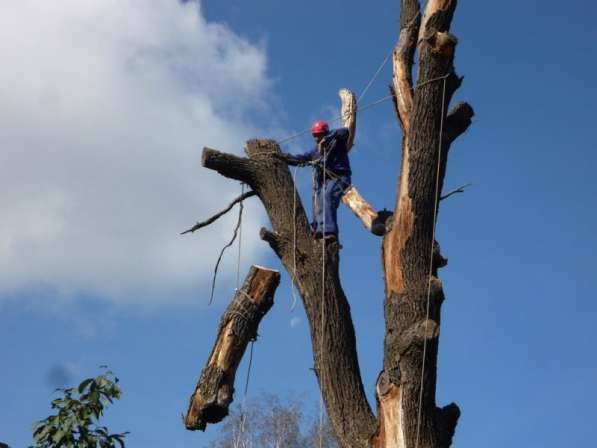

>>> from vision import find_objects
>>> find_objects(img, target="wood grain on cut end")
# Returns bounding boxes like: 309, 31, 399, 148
341, 185, 377, 231
418, 0, 456, 43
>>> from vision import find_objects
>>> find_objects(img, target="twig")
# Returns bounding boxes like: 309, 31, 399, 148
440, 183, 472, 201
181, 191, 256, 235
209, 198, 244, 305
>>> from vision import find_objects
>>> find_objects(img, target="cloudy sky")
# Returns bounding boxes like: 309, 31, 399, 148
2, 1, 597, 447
0, 0, 273, 304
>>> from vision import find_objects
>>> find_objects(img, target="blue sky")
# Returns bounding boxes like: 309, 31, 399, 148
1, 1, 596, 446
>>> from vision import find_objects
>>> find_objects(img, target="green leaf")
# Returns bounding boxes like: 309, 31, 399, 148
77, 378, 94, 394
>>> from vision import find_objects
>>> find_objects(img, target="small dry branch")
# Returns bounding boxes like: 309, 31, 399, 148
181, 190, 256, 235
440, 183, 471, 201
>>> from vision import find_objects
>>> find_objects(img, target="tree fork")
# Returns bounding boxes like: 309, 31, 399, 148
375, 1, 472, 447
185, 265, 280, 431
202, 140, 377, 448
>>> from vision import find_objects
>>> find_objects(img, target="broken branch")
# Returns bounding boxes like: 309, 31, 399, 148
446, 101, 474, 143
181, 190, 257, 235
392, 1, 421, 134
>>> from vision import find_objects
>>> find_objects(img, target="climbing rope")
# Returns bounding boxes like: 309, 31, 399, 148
357, 47, 393, 104
276, 93, 393, 146
414, 75, 448, 448
236, 183, 244, 288
318, 147, 327, 448
279, 48, 395, 146
233, 182, 254, 441
238, 338, 255, 436
290, 166, 299, 311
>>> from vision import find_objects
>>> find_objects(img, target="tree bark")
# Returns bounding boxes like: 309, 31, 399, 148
202, 140, 377, 448
185, 265, 280, 431
375, 1, 473, 447
190, 1, 474, 446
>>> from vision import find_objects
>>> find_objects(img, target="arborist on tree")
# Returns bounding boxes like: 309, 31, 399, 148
279, 120, 352, 243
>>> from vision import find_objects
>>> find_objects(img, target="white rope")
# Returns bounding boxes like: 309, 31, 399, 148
318, 148, 328, 448
236, 183, 244, 289
357, 47, 393, 104
235, 183, 251, 442
414, 75, 447, 448
278, 42, 395, 147
290, 166, 299, 312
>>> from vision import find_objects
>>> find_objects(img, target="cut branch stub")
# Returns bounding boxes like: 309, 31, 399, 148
185, 265, 280, 431
339, 88, 357, 151
342, 186, 393, 236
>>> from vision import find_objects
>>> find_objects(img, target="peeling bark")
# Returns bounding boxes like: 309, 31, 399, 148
375, 1, 469, 447
185, 265, 280, 431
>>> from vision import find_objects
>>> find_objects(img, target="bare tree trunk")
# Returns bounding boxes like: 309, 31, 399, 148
201, 140, 377, 447
185, 265, 280, 431
187, 1, 473, 446
374, 1, 473, 447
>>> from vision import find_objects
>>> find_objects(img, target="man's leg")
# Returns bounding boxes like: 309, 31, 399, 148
312, 182, 323, 234
322, 177, 348, 235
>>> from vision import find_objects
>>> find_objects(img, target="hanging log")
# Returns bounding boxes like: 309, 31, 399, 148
185, 265, 280, 431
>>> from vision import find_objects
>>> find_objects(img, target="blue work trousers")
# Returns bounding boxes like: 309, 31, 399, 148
312, 175, 351, 235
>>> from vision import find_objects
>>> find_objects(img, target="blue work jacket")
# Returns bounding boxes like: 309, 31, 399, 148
285, 128, 352, 182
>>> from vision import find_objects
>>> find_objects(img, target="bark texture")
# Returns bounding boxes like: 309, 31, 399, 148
192, 1, 474, 446
202, 140, 377, 448
185, 265, 280, 431
375, 1, 473, 447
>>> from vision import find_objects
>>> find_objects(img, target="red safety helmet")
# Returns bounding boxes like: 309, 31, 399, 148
311, 120, 329, 136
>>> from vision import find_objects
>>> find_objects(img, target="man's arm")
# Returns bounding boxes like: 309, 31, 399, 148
332, 127, 350, 142
278, 148, 318, 166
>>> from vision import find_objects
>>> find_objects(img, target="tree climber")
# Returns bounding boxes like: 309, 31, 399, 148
279, 120, 352, 242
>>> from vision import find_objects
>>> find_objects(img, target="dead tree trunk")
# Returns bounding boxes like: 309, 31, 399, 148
201, 140, 377, 447
187, 1, 473, 446
374, 1, 473, 447
185, 265, 280, 431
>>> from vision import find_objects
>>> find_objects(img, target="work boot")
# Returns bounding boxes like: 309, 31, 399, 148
323, 233, 337, 243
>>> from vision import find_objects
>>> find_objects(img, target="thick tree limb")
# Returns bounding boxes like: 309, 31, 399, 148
392, 1, 421, 134
202, 140, 377, 448
202, 147, 257, 184
446, 101, 474, 143
185, 265, 280, 431
376, 0, 469, 447
339, 88, 357, 151
181, 191, 256, 235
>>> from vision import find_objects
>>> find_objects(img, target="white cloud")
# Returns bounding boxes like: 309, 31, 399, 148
0, 0, 275, 304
